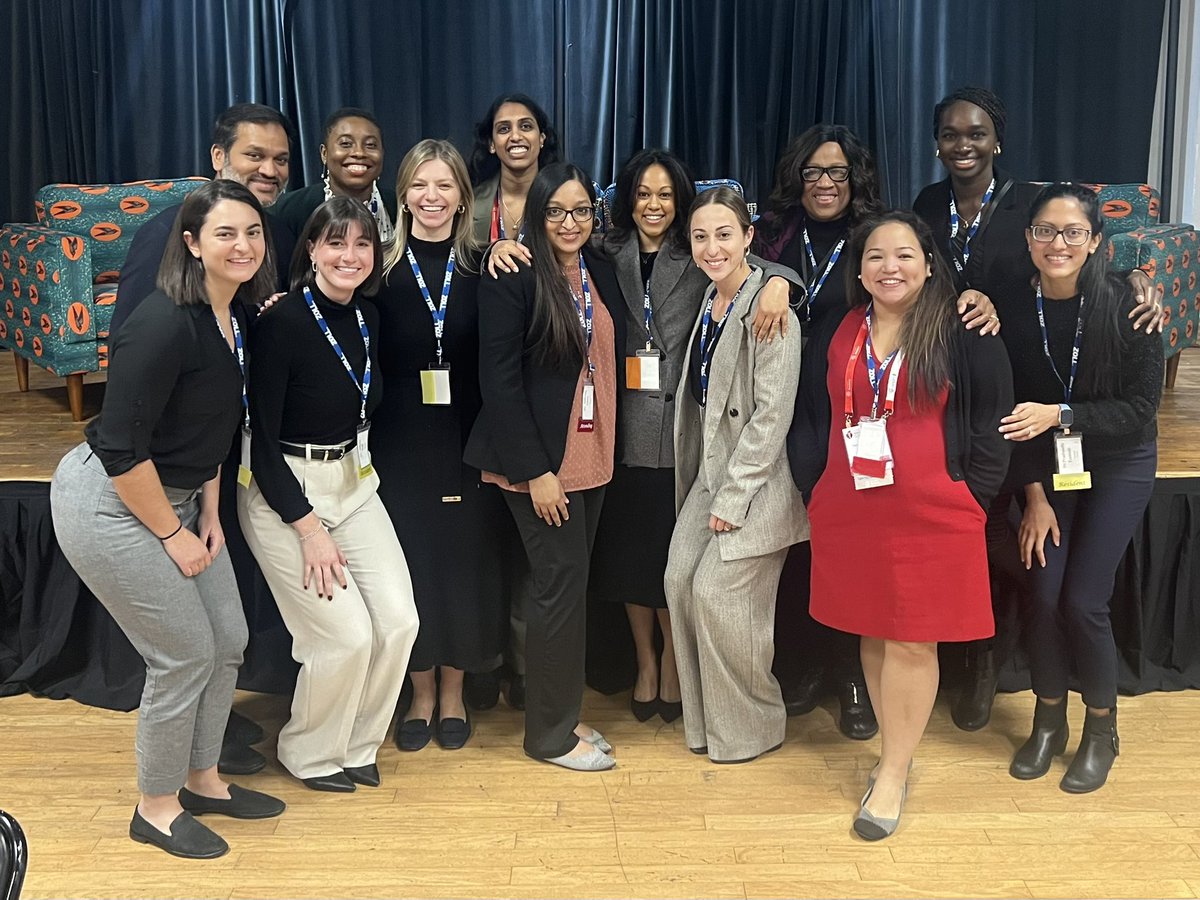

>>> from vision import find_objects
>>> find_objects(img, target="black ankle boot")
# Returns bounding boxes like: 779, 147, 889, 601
952, 643, 998, 731
838, 680, 878, 740
1010, 699, 1069, 780
1060, 708, 1119, 794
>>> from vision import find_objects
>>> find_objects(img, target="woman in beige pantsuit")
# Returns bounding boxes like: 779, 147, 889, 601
664, 188, 807, 763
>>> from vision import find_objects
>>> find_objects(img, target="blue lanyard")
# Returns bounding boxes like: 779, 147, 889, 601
405, 244, 455, 365
697, 274, 749, 406
801, 227, 845, 316
303, 286, 371, 423
1035, 282, 1084, 404
569, 255, 594, 376
948, 177, 995, 274
212, 311, 248, 427
863, 303, 901, 419
642, 278, 654, 349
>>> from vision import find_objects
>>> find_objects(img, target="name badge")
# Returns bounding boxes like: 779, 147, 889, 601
579, 380, 596, 432
625, 349, 661, 391
420, 364, 452, 405
355, 421, 374, 480
843, 417, 894, 490
237, 425, 253, 488
1052, 429, 1091, 491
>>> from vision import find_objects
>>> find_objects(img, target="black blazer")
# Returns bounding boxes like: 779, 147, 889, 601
913, 168, 1042, 297
464, 244, 626, 484
787, 304, 1014, 511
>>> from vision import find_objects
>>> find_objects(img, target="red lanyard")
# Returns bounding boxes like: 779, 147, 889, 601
843, 314, 902, 427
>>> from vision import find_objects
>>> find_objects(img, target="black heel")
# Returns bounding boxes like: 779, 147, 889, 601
1010, 698, 1069, 780
1060, 708, 1119, 793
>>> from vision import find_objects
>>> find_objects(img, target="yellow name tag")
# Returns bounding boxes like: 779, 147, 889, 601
1052, 471, 1092, 492
237, 426, 252, 488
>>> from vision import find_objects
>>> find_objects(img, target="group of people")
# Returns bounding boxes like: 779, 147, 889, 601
48, 85, 1165, 857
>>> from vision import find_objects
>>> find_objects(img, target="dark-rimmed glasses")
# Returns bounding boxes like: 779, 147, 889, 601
1030, 225, 1092, 246
800, 166, 851, 183
545, 206, 594, 223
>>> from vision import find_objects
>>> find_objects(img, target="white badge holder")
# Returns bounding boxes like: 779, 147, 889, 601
1052, 429, 1091, 491
237, 425, 253, 488
843, 418, 894, 490
626, 349, 661, 391
579, 379, 596, 432
421, 364, 452, 405
355, 422, 374, 479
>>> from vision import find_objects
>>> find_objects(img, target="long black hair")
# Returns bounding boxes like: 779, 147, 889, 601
609, 148, 696, 253
523, 162, 596, 369
1027, 182, 1127, 398
467, 93, 561, 186
765, 124, 883, 226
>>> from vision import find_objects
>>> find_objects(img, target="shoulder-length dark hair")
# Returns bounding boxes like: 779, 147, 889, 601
766, 124, 883, 226
467, 93, 561, 186
289, 196, 384, 297
609, 148, 696, 253
846, 209, 958, 408
1027, 182, 1126, 398
523, 162, 596, 368
157, 179, 276, 307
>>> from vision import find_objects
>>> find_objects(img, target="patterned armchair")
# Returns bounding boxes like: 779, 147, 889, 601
0, 178, 208, 419
1083, 183, 1198, 388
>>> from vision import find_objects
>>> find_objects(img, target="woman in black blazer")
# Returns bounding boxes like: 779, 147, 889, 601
464, 162, 626, 771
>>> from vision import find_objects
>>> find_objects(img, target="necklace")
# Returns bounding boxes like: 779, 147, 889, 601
500, 189, 523, 235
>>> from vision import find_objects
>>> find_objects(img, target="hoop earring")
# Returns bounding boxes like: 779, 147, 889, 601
456, 204, 466, 214
994, 145, 1002, 156
311, 260, 318, 273
935, 148, 941, 158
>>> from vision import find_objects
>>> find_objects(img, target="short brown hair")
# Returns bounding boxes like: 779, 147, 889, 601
289, 196, 384, 297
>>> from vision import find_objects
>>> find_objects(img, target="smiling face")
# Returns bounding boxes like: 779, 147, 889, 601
801, 141, 852, 222
211, 122, 291, 207
406, 158, 463, 241
490, 102, 545, 177
632, 164, 676, 250
1026, 197, 1102, 290
690, 202, 753, 285
183, 199, 266, 298
322, 116, 384, 199
860, 221, 931, 313
308, 221, 374, 302
544, 179, 593, 265
936, 101, 998, 182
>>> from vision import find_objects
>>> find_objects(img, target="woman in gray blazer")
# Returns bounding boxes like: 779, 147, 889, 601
663, 187, 807, 763
590, 150, 797, 724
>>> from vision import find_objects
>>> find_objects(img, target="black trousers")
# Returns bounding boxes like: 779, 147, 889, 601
503, 486, 606, 759
773, 541, 863, 685
1023, 442, 1157, 709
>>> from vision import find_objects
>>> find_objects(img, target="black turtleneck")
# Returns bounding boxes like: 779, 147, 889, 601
773, 211, 853, 327
247, 282, 382, 523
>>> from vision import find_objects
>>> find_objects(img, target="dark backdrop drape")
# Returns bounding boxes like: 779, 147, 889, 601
0, 0, 1165, 224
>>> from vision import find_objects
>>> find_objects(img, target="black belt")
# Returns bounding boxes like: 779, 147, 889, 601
279, 440, 356, 461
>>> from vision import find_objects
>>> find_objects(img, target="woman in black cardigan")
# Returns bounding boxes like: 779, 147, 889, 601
464, 162, 626, 771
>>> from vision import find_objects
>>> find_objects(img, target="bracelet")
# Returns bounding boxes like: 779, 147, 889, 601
159, 521, 184, 542
299, 526, 325, 543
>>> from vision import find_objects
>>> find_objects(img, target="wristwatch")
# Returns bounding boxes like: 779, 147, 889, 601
1058, 403, 1073, 428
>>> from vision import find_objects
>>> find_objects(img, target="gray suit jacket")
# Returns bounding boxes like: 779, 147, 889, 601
471, 174, 499, 244
673, 267, 809, 561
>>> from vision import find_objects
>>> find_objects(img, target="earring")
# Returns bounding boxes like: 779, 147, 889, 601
935, 148, 941, 158
401, 203, 410, 213
994, 145, 1002, 156
456, 204, 466, 214
311, 260, 318, 273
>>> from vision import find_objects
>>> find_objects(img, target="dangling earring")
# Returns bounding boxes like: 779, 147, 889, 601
935, 148, 941, 158
994, 145, 1002, 156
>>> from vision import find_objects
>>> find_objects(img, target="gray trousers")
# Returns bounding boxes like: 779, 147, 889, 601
50, 443, 247, 795
665, 476, 788, 761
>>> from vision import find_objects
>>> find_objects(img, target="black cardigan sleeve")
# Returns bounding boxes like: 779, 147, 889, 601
787, 305, 844, 497
1070, 298, 1163, 437
957, 327, 1014, 509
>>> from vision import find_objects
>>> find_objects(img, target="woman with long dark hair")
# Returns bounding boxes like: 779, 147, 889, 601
789, 209, 1013, 839
999, 183, 1161, 793
464, 162, 626, 771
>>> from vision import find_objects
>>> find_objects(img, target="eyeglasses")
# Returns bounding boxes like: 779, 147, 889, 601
800, 166, 851, 183
1030, 225, 1092, 246
545, 206, 594, 223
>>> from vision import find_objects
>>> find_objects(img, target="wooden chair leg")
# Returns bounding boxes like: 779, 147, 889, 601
13, 352, 29, 392
66, 372, 85, 421
1165, 352, 1181, 389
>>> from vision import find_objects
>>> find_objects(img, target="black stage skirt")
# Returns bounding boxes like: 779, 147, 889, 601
589, 464, 675, 609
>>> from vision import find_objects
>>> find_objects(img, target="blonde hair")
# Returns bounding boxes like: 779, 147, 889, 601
384, 139, 481, 275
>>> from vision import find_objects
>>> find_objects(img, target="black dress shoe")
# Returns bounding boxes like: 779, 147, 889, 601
179, 784, 286, 819
435, 713, 472, 750
782, 667, 825, 717
463, 670, 501, 711
658, 698, 683, 724
1060, 708, 1119, 794
688, 745, 708, 755
225, 709, 265, 745
952, 642, 999, 731
302, 771, 356, 793
396, 716, 433, 751
630, 695, 658, 722
1010, 698, 1069, 780
505, 674, 527, 711
711, 741, 783, 765
218, 741, 266, 776
839, 681, 879, 741
129, 809, 228, 859
345, 764, 381, 787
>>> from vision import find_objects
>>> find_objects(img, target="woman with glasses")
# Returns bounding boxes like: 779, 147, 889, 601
998, 183, 1160, 793
465, 162, 626, 771
914, 87, 1162, 733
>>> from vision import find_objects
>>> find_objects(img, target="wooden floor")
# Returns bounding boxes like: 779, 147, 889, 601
2, 688, 1199, 899
2, 347, 1199, 482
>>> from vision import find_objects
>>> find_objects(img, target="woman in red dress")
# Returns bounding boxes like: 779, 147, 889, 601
788, 209, 1012, 840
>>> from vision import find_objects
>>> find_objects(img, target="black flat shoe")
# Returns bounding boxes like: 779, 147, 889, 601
463, 670, 501, 711
505, 674, 527, 711
129, 809, 228, 859
658, 698, 683, 723
302, 771, 356, 793
217, 741, 266, 776
435, 713, 472, 751
782, 667, 825, 717
838, 681, 879, 741
711, 741, 784, 765
225, 709, 265, 745
688, 745, 708, 755
178, 784, 286, 819
630, 695, 658, 722
345, 764, 381, 787
396, 716, 433, 751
